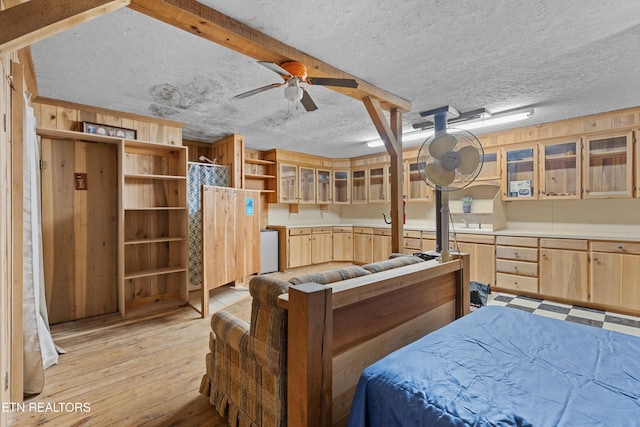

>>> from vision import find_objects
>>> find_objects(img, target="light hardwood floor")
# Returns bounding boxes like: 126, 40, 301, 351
10, 263, 352, 426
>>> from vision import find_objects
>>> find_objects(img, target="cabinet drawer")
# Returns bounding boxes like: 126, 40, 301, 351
496, 259, 538, 277
539, 238, 587, 251
288, 227, 312, 236
496, 273, 538, 293
312, 227, 332, 233
496, 246, 538, 262
496, 236, 538, 247
333, 226, 352, 233
373, 228, 392, 236
403, 237, 422, 249
403, 230, 422, 239
456, 233, 495, 245
590, 241, 640, 255
422, 231, 436, 239
353, 227, 373, 234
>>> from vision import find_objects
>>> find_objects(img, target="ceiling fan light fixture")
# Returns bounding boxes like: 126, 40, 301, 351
284, 79, 303, 102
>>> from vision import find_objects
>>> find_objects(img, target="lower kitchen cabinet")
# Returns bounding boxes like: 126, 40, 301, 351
455, 233, 496, 286
353, 227, 374, 264
287, 228, 312, 269
373, 228, 392, 262
311, 227, 333, 264
495, 236, 539, 294
539, 239, 588, 302
333, 226, 353, 261
590, 241, 640, 311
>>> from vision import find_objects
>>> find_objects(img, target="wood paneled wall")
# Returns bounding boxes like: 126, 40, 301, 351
32, 97, 184, 146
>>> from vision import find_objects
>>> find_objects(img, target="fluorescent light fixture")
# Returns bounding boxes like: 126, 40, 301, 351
366, 109, 534, 148
456, 109, 534, 131
366, 129, 435, 148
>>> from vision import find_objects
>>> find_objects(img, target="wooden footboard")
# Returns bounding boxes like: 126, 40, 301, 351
279, 255, 470, 426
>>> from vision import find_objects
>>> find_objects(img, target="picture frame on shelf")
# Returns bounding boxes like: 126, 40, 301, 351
82, 121, 137, 139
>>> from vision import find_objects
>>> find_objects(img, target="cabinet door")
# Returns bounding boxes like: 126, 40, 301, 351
299, 166, 316, 204
288, 234, 312, 268
373, 234, 392, 262
583, 132, 633, 198
278, 163, 298, 203
591, 251, 640, 310
539, 140, 581, 199
317, 169, 331, 203
333, 232, 353, 261
457, 242, 495, 286
368, 166, 386, 203
501, 147, 538, 200
353, 233, 373, 264
332, 170, 350, 204
352, 169, 367, 203
539, 248, 588, 302
406, 160, 432, 201
312, 233, 333, 264
476, 150, 500, 181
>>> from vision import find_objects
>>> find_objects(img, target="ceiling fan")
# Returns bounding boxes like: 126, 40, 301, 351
234, 61, 358, 111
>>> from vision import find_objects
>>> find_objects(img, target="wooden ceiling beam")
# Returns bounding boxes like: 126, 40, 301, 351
0, 0, 131, 55
128, 0, 411, 113
363, 96, 400, 156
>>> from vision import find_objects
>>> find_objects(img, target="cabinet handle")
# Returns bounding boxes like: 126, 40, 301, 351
514, 252, 519, 258
593, 257, 599, 262
585, 189, 590, 193
617, 245, 624, 250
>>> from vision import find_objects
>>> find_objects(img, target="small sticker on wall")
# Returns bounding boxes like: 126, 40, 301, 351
75, 173, 87, 190
245, 197, 254, 216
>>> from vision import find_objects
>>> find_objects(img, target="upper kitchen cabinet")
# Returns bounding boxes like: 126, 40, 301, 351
582, 132, 633, 198
501, 146, 538, 201
539, 139, 581, 200
277, 163, 298, 203
476, 149, 500, 181
298, 166, 316, 204
317, 169, 331, 204
405, 158, 432, 202
332, 169, 351, 204
368, 165, 387, 203
352, 168, 368, 204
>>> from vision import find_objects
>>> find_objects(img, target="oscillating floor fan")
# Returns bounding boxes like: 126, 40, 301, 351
417, 127, 484, 261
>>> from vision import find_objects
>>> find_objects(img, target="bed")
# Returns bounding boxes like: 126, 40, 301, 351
348, 305, 640, 426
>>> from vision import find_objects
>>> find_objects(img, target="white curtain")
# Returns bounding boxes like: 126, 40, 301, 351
22, 92, 58, 395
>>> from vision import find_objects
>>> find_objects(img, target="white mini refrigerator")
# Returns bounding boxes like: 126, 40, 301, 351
260, 230, 279, 274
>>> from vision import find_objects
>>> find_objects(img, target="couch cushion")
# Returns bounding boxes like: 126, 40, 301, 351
288, 266, 371, 286
361, 255, 424, 273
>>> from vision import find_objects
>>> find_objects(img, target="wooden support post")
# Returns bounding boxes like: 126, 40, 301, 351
363, 97, 404, 253
288, 283, 332, 427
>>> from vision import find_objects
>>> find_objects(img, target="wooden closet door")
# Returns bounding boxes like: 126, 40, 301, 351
41, 138, 118, 323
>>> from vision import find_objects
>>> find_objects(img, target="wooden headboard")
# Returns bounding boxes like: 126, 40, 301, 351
279, 255, 470, 426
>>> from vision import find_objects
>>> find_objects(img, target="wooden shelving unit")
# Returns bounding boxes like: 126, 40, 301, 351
243, 154, 276, 194
119, 139, 189, 317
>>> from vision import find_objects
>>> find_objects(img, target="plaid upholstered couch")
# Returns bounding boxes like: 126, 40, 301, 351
199, 255, 424, 427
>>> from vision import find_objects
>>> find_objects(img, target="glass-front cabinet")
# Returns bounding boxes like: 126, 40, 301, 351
368, 165, 386, 203
352, 168, 367, 203
501, 147, 538, 200
332, 170, 350, 204
298, 166, 316, 203
278, 163, 298, 203
582, 132, 633, 198
539, 140, 581, 199
476, 150, 500, 181
405, 159, 432, 201
317, 169, 331, 203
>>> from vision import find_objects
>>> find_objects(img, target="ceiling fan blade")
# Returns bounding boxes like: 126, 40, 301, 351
457, 146, 481, 175
300, 89, 318, 111
258, 61, 293, 78
234, 83, 282, 99
307, 77, 358, 88
428, 133, 458, 160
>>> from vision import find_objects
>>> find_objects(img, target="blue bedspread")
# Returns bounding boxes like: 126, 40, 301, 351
348, 306, 640, 427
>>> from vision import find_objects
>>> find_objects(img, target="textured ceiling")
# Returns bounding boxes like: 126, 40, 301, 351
30, 0, 640, 158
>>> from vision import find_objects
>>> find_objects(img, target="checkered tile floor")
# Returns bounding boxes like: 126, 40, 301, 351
487, 293, 640, 338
